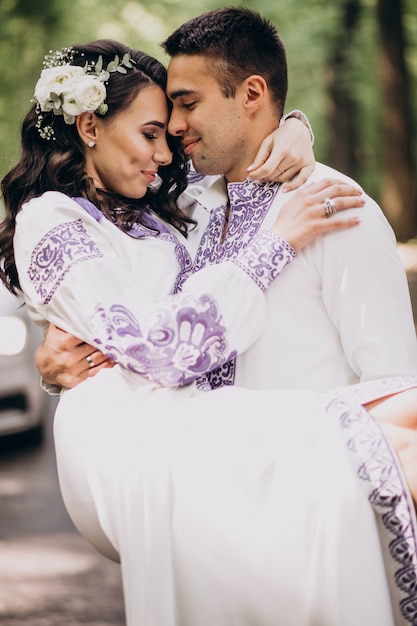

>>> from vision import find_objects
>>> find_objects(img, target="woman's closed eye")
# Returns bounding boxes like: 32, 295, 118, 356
143, 132, 158, 140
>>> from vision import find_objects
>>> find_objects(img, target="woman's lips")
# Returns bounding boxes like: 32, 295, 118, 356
143, 171, 157, 183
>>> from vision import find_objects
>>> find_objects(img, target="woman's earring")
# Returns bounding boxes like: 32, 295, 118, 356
87, 141, 96, 148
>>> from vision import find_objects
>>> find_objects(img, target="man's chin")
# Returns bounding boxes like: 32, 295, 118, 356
190, 156, 218, 177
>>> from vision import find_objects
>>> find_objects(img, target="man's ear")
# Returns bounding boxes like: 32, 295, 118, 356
242, 75, 267, 113
76, 112, 98, 147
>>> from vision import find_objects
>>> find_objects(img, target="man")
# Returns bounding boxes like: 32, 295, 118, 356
37, 7, 417, 390
161, 6, 417, 391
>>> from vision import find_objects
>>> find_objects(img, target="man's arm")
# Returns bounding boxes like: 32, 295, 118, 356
36, 324, 114, 390
318, 193, 417, 379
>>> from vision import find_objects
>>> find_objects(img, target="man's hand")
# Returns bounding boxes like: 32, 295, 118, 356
36, 324, 114, 389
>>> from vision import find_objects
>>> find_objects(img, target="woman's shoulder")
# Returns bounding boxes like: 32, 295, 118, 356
16, 191, 94, 237
22, 190, 77, 211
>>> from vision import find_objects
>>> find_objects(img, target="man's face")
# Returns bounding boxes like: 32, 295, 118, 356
167, 54, 252, 182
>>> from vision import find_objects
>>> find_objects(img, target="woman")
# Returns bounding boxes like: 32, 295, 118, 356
1, 40, 417, 626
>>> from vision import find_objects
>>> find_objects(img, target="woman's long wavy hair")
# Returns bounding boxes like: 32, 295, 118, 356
0, 39, 191, 294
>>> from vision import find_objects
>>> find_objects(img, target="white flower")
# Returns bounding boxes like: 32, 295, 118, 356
61, 75, 107, 123
74, 75, 106, 111
34, 65, 85, 112
33, 50, 135, 139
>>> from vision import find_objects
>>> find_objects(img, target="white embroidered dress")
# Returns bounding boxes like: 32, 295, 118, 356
14, 191, 417, 626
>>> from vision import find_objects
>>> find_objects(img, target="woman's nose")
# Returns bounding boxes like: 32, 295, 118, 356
155, 143, 173, 166
168, 107, 187, 137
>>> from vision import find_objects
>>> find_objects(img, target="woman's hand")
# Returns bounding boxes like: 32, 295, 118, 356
270, 178, 365, 253
247, 117, 315, 190
36, 323, 114, 389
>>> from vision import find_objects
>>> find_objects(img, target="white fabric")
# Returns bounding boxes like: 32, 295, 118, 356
13, 190, 417, 625
189, 163, 417, 390
15, 192, 292, 388
53, 371, 417, 626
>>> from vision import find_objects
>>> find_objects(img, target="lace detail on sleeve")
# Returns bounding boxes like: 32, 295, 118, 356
232, 231, 295, 292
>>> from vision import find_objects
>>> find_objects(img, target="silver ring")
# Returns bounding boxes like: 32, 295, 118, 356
86, 354, 94, 368
324, 197, 337, 218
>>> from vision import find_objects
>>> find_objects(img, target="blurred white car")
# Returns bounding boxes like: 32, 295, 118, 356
0, 281, 46, 437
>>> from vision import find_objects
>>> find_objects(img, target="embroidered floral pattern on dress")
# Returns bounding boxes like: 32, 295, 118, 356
193, 180, 283, 388
28, 219, 103, 303
91, 295, 235, 387
326, 388, 417, 625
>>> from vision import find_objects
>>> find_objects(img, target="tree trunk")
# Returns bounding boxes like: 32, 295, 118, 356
326, 0, 361, 178
376, 0, 416, 241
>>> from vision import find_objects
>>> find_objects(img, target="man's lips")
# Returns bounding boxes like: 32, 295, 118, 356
182, 138, 200, 155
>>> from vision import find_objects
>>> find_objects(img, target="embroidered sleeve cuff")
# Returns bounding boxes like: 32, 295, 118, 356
280, 109, 314, 145
232, 231, 296, 292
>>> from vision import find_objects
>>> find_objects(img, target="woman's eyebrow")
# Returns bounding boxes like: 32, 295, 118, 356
143, 120, 166, 128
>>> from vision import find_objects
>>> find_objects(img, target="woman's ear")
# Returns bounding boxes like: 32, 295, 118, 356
242, 75, 267, 113
76, 112, 98, 147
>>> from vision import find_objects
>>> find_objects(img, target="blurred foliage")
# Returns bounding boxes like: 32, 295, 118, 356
0, 0, 416, 229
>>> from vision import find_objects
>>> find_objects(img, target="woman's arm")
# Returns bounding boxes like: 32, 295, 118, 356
248, 113, 315, 189
181, 112, 316, 210
29, 181, 363, 389
17, 193, 289, 388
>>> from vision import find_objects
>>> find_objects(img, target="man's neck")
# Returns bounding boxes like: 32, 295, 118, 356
224, 120, 280, 183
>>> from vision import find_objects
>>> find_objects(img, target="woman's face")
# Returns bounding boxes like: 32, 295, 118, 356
85, 84, 172, 199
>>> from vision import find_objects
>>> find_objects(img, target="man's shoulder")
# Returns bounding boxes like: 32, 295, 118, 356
309, 162, 358, 186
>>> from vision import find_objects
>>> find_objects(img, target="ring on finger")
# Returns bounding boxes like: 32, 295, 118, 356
324, 197, 337, 218
86, 354, 95, 368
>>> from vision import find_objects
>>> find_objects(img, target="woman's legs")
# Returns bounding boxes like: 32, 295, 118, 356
365, 387, 417, 428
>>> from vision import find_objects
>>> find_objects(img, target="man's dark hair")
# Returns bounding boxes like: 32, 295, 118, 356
162, 7, 288, 112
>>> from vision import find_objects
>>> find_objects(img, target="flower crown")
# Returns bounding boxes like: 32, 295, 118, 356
33, 47, 136, 140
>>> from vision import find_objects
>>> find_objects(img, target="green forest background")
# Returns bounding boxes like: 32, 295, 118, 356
1, 0, 416, 240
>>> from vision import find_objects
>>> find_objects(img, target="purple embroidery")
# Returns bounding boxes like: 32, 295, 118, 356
225, 180, 279, 248
92, 296, 234, 387
187, 169, 207, 184
193, 180, 281, 388
27, 219, 103, 304
159, 233, 193, 294
232, 231, 295, 293
205, 358, 237, 389
72, 197, 102, 222
193, 180, 281, 276
192, 204, 229, 274
326, 393, 417, 625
